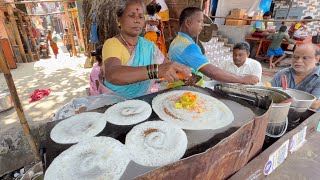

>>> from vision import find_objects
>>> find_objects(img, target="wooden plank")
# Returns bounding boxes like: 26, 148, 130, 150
25, 16, 39, 60
63, 2, 77, 57
70, 9, 84, 50
18, 13, 34, 62
0, 10, 17, 48
245, 35, 261, 41
6, 4, 27, 63
75, 12, 85, 50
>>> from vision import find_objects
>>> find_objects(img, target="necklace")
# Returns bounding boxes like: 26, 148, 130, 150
119, 33, 137, 52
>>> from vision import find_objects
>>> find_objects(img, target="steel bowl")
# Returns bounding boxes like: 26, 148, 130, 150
283, 89, 316, 112
0, 89, 14, 112
21, 162, 43, 180
245, 86, 292, 124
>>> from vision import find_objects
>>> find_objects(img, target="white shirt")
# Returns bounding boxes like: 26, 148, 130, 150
155, 0, 168, 12
217, 58, 262, 82
145, 14, 160, 32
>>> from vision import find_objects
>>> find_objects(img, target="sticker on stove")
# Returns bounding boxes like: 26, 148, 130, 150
289, 126, 307, 153
264, 140, 289, 175
264, 160, 273, 175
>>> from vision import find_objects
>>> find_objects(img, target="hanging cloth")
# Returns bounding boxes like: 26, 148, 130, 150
90, 0, 99, 44
90, 12, 99, 43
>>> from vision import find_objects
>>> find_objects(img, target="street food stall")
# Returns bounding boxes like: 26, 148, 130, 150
1, 0, 320, 179
41, 82, 319, 179
43, 84, 273, 179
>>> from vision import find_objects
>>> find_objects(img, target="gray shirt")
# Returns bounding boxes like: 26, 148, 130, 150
267, 32, 295, 50
271, 66, 320, 99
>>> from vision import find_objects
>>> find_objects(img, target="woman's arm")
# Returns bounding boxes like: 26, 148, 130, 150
103, 58, 191, 85
103, 58, 149, 85
199, 64, 259, 85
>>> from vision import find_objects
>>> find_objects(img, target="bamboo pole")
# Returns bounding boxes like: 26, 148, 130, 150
71, 13, 81, 48
18, 13, 34, 62
28, 11, 65, 16
63, 2, 77, 56
0, 48, 41, 161
70, 9, 84, 50
285, 0, 294, 19
169, 16, 320, 24
2, 0, 81, 5
209, 16, 320, 22
25, 16, 40, 60
76, 12, 85, 50
6, 4, 27, 63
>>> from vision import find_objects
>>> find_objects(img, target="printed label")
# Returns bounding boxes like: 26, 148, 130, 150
264, 140, 289, 175
290, 126, 307, 153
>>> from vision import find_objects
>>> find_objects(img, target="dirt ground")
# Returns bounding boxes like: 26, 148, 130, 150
0, 43, 93, 176
0, 49, 91, 132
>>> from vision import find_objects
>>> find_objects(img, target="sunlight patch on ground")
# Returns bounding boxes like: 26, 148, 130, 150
0, 54, 91, 127
4, 118, 16, 125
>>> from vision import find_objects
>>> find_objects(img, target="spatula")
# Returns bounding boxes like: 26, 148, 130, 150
160, 72, 202, 86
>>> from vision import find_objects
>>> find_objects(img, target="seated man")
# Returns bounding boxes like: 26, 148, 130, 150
288, 16, 313, 40
217, 42, 262, 82
271, 43, 320, 111
251, 11, 275, 38
168, 7, 259, 87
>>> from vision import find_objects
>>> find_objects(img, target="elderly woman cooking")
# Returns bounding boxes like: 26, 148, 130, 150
271, 43, 320, 110
101, 0, 190, 98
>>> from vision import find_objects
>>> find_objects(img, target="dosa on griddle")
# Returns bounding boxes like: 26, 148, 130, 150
105, 100, 152, 125
44, 137, 130, 180
125, 121, 187, 167
50, 112, 106, 144
152, 90, 234, 130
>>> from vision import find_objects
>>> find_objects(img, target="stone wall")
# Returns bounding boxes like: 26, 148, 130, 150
0, 123, 46, 177
274, 0, 320, 34
218, 25, 253, 44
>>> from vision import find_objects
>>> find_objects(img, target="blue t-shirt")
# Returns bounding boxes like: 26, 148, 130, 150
252, 21, 266, 33
168, 32, 209, 72
271, 66, 320, 99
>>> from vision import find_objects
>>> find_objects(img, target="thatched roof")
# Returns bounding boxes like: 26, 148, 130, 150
83, 0, 120, 47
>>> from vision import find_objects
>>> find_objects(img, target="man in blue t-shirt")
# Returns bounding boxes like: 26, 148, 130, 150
251, 11, 276, 38
168, 7, 259, 87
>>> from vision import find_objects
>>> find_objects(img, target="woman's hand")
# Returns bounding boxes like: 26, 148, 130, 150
158, 62, 191, 83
